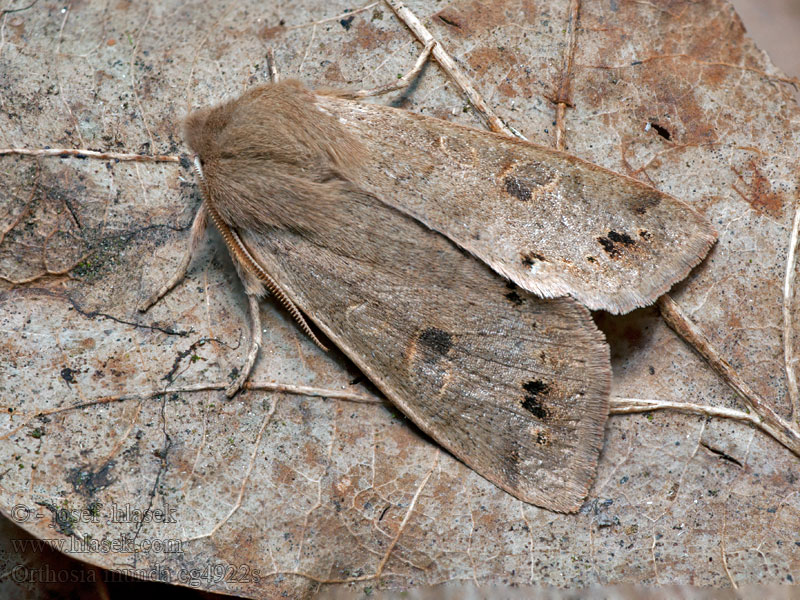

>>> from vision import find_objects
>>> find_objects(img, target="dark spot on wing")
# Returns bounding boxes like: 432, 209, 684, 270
523, 380, 549, 396
598, 230, 635, 257
608, 230, 635, 245
586, 255, 596, 263
419, 327, 452, 356
521, 380, 549, 419
597, 236, 620, 257
505, 290, 523, 305
521, 251, 546, 266
631, 191, 662, 215
504, 176, 532, 201
639, 229, 651, 240
536, 431, 549, 445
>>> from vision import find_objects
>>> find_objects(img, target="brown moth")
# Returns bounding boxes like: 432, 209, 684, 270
141, 74, 715, 512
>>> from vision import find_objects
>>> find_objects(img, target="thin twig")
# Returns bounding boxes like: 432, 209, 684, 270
784, 201, 800, 422
0, 148, 181, 162
657, 295, 800, 456
297, 23, 316, 75
346, 40, 434, 99
383, 0, 524, 139
553, 0, 580, 151
610, 397, 760, 424
609, 397, 790, 452
287, 1, 379, 30
266, 47, 279, 83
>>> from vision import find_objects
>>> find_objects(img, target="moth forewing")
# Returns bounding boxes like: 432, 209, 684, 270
237, 190, 611, 512
314, 94, 716, 315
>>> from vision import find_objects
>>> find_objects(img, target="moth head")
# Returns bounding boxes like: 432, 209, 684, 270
182, 102, 238, 181
182, 82, 367, 192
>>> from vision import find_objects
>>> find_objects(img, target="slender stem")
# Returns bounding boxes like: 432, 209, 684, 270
658, 295, 800, 455
0, 148, 181, 162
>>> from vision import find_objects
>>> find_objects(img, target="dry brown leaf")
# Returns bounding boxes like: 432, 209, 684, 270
1, 0, 799, 596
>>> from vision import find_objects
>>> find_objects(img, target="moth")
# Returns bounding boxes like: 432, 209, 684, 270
140, 51, 715, 513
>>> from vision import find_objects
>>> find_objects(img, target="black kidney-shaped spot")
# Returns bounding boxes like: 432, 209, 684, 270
631, 191, 662, 215
598, 230, 635, 257
521, 379, 550, 419
419, 327, 453, 356
597, 236, 619, 256
504, 176, 532, 201
607, 230, 635, 245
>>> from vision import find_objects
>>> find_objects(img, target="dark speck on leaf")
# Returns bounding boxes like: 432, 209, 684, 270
437, 14, 461, 28
60, 367, 76, 384
650, 123, 672, 140
67, 461, 115, 497
340, 15, 355, 29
